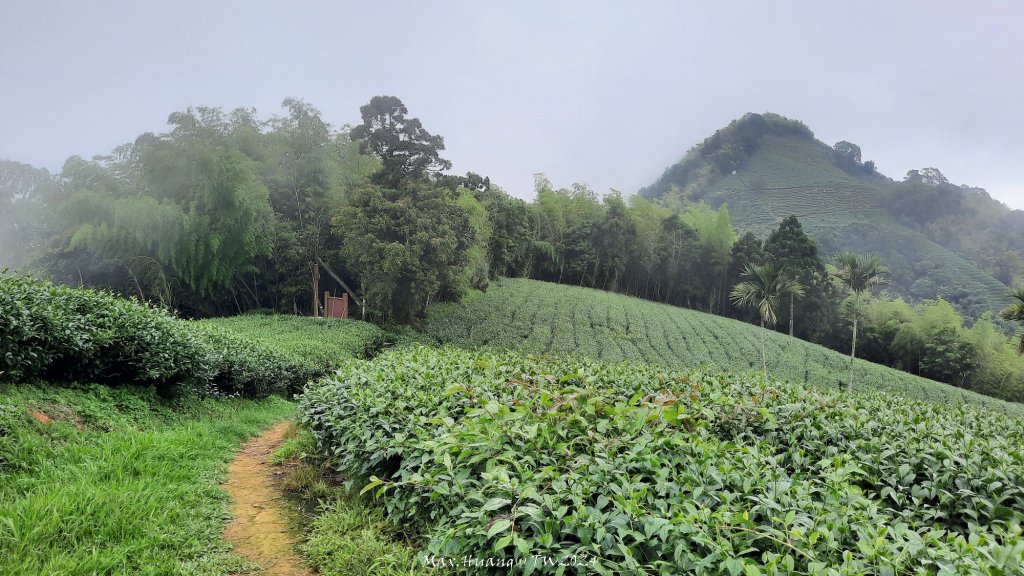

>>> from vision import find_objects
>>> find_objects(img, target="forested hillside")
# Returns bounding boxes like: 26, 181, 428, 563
640, 113, 1021, 320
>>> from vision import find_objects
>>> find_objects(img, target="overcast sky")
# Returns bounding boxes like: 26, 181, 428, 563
2, 1, 1023, 208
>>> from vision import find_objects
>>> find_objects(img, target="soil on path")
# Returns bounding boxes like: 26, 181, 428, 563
222, 421, 310, 576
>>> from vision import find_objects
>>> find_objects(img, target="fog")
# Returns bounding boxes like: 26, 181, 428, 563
1, 0, 1022, 206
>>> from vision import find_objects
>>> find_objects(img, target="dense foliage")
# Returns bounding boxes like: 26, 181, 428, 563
5, 102, 1024, 404
884, 168, 1024, 287
427, 278, 1024, 409
0, 102, 380, 317
850, 297, 1024, 401
0, 274, 314, 397
336, 179, 474, 323
300, 346, 1024, 574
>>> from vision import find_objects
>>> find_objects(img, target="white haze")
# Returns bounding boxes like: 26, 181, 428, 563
1, 0, 1022, 207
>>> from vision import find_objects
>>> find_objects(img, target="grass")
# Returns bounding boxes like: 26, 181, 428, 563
269, 425, 433, 576
0, 382, 295, 575
426, 278, 1023, 414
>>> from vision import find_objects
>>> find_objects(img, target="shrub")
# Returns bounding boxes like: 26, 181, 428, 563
0, 274, 307, 397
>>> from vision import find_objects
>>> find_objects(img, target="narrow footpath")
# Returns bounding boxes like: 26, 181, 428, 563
222, 421, 310, 576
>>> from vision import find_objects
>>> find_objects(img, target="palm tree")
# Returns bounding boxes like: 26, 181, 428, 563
1001, 287, 1024, 354
831, 252, 888, 391
730, 263, 804, 380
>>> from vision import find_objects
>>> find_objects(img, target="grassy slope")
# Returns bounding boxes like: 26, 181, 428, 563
427, 278, 1021, 414
700, 135, 1010, 313
0, 383, 294, 575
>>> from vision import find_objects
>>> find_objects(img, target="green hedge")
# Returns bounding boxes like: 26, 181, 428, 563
0, 274, 305, 397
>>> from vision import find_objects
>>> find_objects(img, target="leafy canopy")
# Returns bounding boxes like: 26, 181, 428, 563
730, 263, 804, 327
350, 95, 452, 186
831, 251, 889, 295
1001, 287, 1024, 354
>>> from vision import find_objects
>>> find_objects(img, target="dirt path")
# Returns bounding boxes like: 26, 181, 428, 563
222, 421, 310, 576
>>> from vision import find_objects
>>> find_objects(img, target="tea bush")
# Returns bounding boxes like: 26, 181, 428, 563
0, 274, 309, 397
300, 346, 1024, 575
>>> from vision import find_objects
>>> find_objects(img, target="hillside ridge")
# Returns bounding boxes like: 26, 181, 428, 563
640, 115, 1015, 317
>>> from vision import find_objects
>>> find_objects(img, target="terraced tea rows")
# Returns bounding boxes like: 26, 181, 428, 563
427, 278, 1021, 414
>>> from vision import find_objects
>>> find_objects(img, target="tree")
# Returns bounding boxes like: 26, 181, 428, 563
683, 203, 736, 313
334, 180, 472, 323
833, 141, 862, 171
0, 160, 54, 271
655, 214, 701, 306
57, 116, 277, 311
904, 167, 949, 186
764, 215, 836, 340
730, 263, 804, 380
350, 95, 451, 186
725, 232, 764, 323
595, 194, 634, 291
1000, 287, 1024, 354
919, 325, 977, 386
831, 252, 889, 390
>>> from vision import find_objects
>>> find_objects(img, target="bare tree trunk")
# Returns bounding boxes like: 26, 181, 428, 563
312, 262, 320, 318
849, 301, 858, 392
789, 292, 795, 337
760, 320, 768, 382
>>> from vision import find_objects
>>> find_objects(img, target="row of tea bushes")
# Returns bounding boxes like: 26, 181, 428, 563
300, 346, 1024, 575
200, 314, 387, 370
426, 278, 1022, 412
1, 274, 318, 397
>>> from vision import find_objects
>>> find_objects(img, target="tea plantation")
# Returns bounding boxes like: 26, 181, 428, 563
427, 278, 1022, 414
8, 272, 1024, 574
201, 313, 387, 369
300, 345, 1024, 574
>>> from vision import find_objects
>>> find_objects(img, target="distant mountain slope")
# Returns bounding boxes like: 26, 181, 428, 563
426, 278, 1020, 412
641, 115, 1012, 318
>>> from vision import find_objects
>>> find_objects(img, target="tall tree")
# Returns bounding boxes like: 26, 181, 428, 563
0, 160, 54, 271
655, 214, 701, 306
831, 252, 889, 390
1001, 287, 1024, 354
595, 193, 634, 291
683, 203, 736, 313
350, 95, 451, 187
730, 263, 804, 380
764, 215, 836, 340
